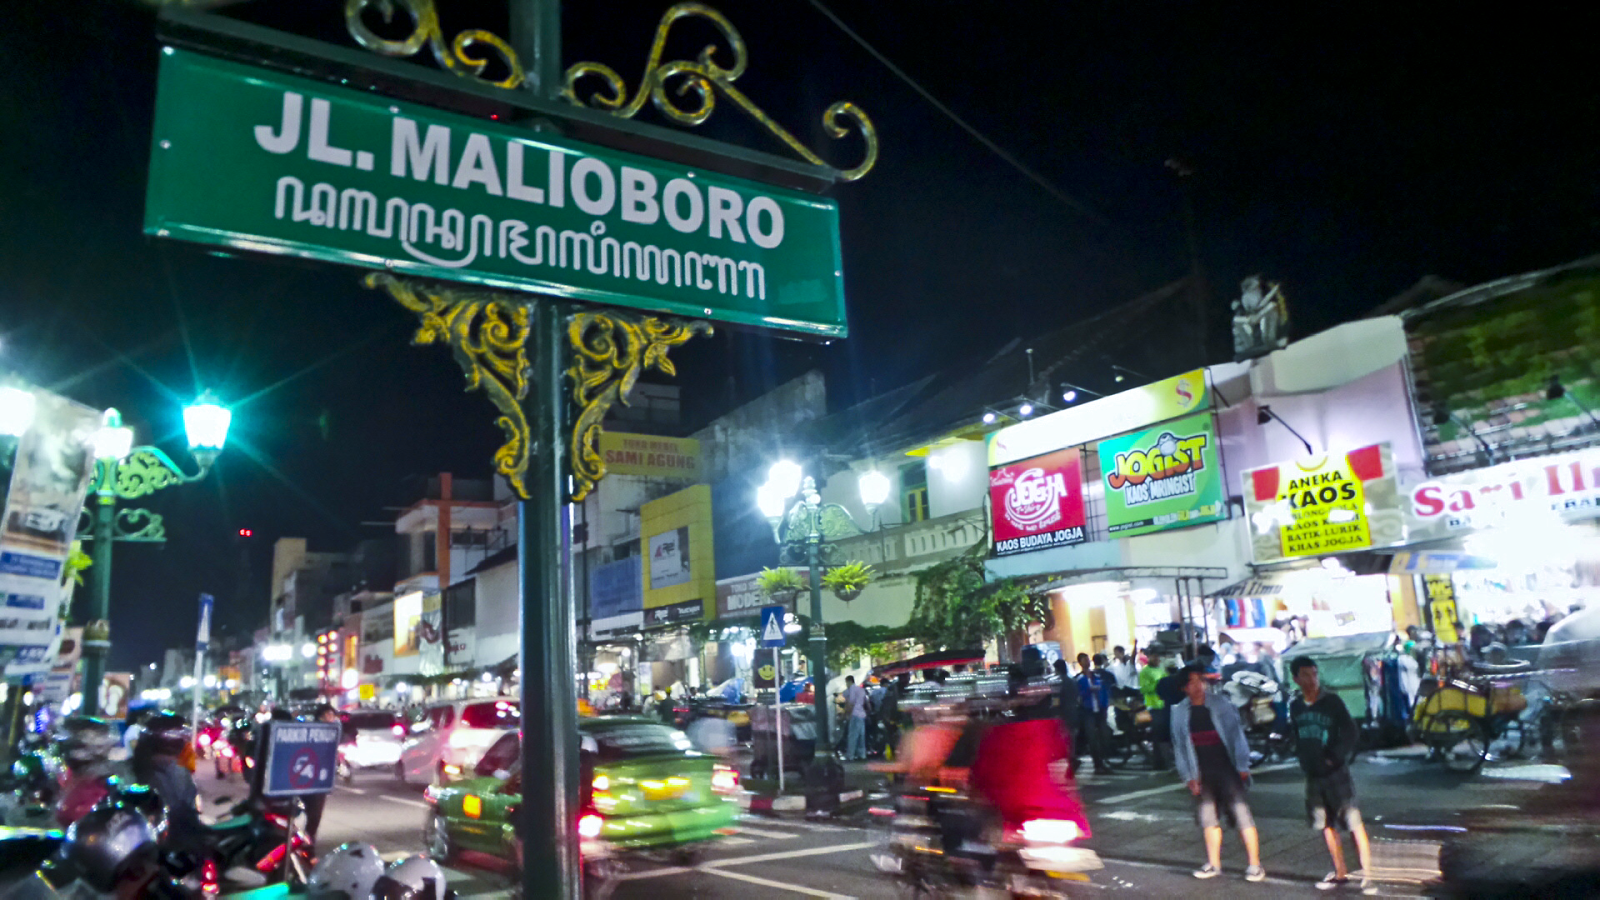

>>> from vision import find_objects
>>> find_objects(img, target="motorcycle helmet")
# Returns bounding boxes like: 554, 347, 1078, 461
56, 717, 116, 769
307, 842, 386, 900
135, 713, 192, 759
369, 854, 450, 900
59, 802, 159, 892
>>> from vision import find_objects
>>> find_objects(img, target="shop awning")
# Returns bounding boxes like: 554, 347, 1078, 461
1209, 577, 1286, 599
872, 649, 984, 678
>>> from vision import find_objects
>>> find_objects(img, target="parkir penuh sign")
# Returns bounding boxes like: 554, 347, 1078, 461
1242, 443, 1401, 562
144, 49, 847, 337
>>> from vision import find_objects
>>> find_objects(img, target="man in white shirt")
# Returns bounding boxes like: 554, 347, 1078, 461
1107, 645, 1139, 689
842, 676, 869, 760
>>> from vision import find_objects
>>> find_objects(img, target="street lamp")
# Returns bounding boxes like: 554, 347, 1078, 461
80, 395, 231, 717
757, 461, 882, 750
0, 385, 36, 437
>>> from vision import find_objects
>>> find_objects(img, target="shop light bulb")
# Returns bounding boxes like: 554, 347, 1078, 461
1019, 403, 1034, 417
1062, 390, 1077, 403
983, 412, 996, 424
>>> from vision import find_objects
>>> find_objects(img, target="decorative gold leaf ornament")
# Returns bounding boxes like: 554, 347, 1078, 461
366, 273, 534, 498
567, 312, 711, 501
345, 0, 525, 90
563, 2, 878, 180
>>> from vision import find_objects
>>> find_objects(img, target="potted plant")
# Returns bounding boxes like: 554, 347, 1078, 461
756, 566, 805, 604
822, 561, 874, 603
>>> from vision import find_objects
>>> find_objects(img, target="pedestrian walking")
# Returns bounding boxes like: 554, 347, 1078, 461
1288, 657, 1374, 894
1107, 645, 1138, 689
303, 703, 339, 850
1074, 653, 1113, 773
842, 675, 869, 760
1171, 665, 1264, 882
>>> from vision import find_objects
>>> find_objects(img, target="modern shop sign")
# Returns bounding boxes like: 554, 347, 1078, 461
145, 49, 847, 337
1243, 443, 1401, 562
989, 448, 1087, 557
715, 570, 808, 620
1096, 411, 1227, 538
598, 432, 700, 482
1407, 446, 1600, 542
989, 369, 1207, 467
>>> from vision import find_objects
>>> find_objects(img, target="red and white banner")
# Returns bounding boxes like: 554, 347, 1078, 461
1407, 447, 1600, 542
989, 448, 1087, 557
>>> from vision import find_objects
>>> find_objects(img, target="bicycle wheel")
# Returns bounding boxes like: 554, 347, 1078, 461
1487, 715, 1530, 762
1434, 711, 1487, 773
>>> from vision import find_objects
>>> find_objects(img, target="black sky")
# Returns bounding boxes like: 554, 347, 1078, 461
2, 1, 1596, 668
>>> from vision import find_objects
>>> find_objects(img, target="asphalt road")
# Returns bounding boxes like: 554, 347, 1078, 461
192, 751, 1562, 898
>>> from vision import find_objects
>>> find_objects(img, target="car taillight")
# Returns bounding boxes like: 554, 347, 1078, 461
578, 814, 603, 839
711, 765, 739, 794
198, 734, 211, 747
201, 859, 219, 895
392, 725, 405, 737
1020, 819, 1080, 844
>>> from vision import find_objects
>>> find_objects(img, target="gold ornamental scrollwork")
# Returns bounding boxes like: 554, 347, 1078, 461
568, 312, 711, 501
563, 2, 878, 181
345, 0, 525, 90
365, 273, 534, 499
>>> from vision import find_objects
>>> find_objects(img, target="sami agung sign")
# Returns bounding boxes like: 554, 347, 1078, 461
145, 49, 847, 337
1097, 412, 1226, 538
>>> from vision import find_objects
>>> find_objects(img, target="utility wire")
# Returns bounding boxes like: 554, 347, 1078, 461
807, 0, 1106, 223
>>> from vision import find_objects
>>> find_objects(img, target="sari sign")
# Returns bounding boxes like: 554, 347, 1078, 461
1406, 447, 1600, 542
1243, 444, 1400, 562
1097, 412, 1226, 537
145, 49, 846, 337
989, 448, 1087, 557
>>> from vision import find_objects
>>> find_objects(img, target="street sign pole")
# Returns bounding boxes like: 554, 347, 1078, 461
760, 605, 787, 795
774, 647, 784, 795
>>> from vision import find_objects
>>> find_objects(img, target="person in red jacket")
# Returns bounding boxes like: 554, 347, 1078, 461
968, 676, 1090, 838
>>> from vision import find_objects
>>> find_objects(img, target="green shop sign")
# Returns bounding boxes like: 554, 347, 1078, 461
144, 49, 847, 337
1096, 411, 1226, 538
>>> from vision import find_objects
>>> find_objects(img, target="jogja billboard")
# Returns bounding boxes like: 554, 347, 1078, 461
1096, 412, 1226, 538
1242, 443, 1401, 562
988, 448, 1087, 557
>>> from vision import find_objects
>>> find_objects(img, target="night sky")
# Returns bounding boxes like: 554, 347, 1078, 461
2, 1, 1595, 668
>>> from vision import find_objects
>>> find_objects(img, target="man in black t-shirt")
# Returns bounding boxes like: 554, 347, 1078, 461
1289, 657, 1374, 894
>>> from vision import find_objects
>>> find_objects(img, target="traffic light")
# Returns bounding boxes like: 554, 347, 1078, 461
238, 528, 253, 537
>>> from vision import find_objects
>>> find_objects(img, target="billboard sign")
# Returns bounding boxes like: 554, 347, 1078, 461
1406, 446, 1600, 542
647, 526, 691, 590
145, 49, 847, 338
989, 368, 1208, 468
641, 485, 714, 625
1097, 412, 1227, 538
988, 448, 1087, 557
1242, 443, 1401, 562
598, 433, 701, 482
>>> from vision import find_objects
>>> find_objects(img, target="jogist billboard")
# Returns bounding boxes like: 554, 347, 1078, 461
1097, 412, 1226, 537
989, 448, 1087, 557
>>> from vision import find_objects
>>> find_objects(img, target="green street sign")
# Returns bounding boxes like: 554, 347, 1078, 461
1096, 411, 1227, 538
144, 48, 847, 337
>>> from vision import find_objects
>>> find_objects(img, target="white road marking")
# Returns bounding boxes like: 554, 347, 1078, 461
377, 794, 430, 810
1097, 761, 1296, 804
699, 867, 855, 898
771, 820, 855, 833
730, 825, 800, 839
339, 786, 368, 795
701, 841, 876, 869
716, 836, 756, 846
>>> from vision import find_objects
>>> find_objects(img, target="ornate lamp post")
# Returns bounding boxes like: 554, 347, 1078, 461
756, 462, 889, 750
80, 393, 231, 717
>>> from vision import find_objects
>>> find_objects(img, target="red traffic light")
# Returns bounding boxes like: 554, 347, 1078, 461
238, 528, 253, 537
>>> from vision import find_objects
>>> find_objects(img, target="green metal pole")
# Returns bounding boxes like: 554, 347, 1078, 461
80, 475, 115, 718
518, 299, 580, 900
806, 530, 828, 751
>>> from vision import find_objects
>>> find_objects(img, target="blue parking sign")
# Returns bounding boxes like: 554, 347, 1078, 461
760, 605, 786, 649
262, 721, 341, 797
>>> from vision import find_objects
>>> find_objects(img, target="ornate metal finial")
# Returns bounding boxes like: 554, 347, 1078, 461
365, 273, 535, 498
345, 0, 525, 90
567, 312, 711, 501
563, 2, 878, 181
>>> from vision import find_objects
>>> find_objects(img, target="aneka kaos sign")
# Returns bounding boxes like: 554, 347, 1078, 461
989, 448, 1087, 557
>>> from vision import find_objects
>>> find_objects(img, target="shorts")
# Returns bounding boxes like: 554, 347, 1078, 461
1195, 780, 1255, 831
1305, 766, 1361, 832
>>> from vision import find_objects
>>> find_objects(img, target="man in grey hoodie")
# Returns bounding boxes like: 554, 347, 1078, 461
1171, 665, 1264, 882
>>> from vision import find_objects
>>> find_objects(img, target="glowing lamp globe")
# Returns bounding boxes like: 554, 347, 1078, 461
767, 459, 803, 500
0, 386, 36, 438
93, 409, 135, 461
183, 393, 232, 458
858, 469, 892, 512
756, 482, 788, 521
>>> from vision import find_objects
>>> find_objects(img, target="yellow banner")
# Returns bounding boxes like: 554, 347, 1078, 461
599, 432, 701, 481
1242, 444, 1398, 562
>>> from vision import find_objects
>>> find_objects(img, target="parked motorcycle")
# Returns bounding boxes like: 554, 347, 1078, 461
1109, 687, 1156, 768
1222, 670, 1294, 764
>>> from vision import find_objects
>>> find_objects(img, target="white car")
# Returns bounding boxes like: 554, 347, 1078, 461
396, 697, 520, 785
337, 709, 407, 781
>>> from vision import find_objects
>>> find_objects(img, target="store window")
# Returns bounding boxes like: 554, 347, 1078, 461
900, 461, 929, 522
445, 580, 476, 630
